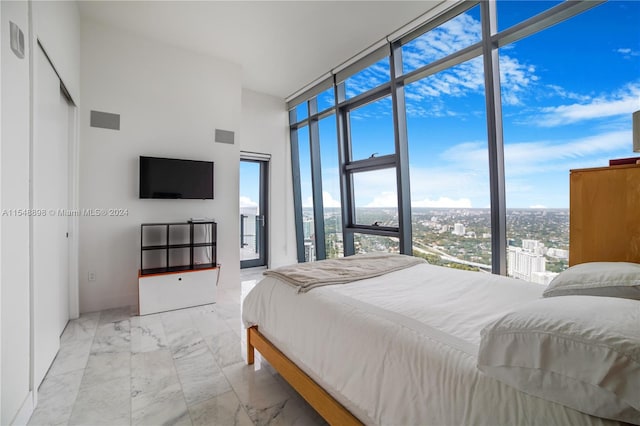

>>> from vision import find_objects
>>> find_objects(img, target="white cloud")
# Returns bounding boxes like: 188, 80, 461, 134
412, 197, 472, 208
401, 14, 638, 121
408, 164, 489, 208
239, 196, 258, 208
499, 54, 538, 106
366, 192, 397, 208
405, 57, 485, 107
302, 129, 631, 210
529, 204, 546, 209
351, 169, 398, 206
345, 59, 390, 98
350, 97, 392, 120
402, 12, 486, 117
303, 191, 341, 208
419, 128, 632, 207
439, 141, 486, 163
544, 84, 592, 102
440, 129, 631, 178
322, 191, 341, 208
401, 15, 640, 120
530, 83, 640, 127
616, 47, 639, 58
403, 13, 481, 71
402, 12, 540, 113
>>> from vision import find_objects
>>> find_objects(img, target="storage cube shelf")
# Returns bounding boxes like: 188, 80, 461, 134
138, 221, 218, 315
140, 221, 216, 275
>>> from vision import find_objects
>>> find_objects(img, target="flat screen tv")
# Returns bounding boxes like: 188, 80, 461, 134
139, 156, 214, 199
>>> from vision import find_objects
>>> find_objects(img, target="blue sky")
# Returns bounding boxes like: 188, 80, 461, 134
244, 1, 640, 211
239, 161, 260, 210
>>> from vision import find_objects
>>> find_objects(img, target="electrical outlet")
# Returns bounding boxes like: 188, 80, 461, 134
88, 272, 96, 281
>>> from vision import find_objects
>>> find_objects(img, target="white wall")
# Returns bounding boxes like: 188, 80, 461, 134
79, 19, 243, 313
32, 0, 80, 102
1, 3, 31, 423
1, 1, 81, 423
0, 1, 80, 425
240, 89, 296, 268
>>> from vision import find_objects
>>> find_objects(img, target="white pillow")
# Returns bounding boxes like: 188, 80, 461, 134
477, 296, 640, 424
543, 262, 640, 300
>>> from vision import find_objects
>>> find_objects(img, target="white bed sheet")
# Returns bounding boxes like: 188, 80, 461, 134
242, 263, 621, 425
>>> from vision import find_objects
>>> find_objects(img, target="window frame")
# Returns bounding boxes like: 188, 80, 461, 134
287, 0, 605, 269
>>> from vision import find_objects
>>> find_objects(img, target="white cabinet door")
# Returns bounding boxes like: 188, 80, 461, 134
139, 269, 217, 315
33, 46, 70, 388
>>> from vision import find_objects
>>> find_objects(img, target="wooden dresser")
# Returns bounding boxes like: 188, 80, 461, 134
569, 164, 640, 266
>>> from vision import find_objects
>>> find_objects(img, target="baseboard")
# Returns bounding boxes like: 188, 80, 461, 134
12, 391, 34, 426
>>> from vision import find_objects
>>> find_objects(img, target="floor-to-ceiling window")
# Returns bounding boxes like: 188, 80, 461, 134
500, 1, 639, 283
337, 51, 412, 256
298, 125, 317, 262
402, 5, 494, 271
290, 90, 333, 262
319, 113, 343, 258
288, 0, 640, 279
290, 102, 320, 262
406, 57, 490, 270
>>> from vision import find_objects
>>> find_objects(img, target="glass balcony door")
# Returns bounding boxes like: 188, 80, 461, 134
240, 159, 268, 268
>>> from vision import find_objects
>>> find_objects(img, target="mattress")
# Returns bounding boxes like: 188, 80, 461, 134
242, 263, 621, 425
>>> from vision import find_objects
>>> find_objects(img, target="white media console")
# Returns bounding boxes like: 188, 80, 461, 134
138, 268, 217, 315
138, 221, 218, 315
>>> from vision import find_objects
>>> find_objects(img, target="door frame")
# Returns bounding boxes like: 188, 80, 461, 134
240, 154, 269, 269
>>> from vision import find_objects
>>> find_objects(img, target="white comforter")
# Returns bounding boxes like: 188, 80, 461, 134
242, 263, 620, 425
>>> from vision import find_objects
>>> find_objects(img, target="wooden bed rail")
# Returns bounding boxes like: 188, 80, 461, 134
247, 326, 363, 426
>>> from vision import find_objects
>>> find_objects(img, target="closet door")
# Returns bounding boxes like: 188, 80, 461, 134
33, 46, 70, 388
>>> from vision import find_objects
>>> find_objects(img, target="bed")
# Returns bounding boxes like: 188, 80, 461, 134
242, 254, 640, 425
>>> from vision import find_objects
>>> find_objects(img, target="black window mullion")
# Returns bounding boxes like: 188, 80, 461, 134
308, 98, 326, 260
289, 126, 306, 263
389, 41, 412, 255
481, 1, 507, 275
335, 81, 355, 256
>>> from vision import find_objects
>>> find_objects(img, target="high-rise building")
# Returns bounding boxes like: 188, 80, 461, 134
508, 240, 546, 282
303, 217, 314, 239
547, 248, 569, 259
452, 223, 465, 236
522, 239, 544, 254
304, 239, 316, 262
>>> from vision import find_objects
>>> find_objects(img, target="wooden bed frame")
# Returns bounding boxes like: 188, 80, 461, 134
247, 326, 363, 425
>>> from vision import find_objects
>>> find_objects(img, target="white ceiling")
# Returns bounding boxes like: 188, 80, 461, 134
78, 1, 446, 99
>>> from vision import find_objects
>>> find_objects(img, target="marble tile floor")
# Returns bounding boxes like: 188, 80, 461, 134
28, 267, 326, 426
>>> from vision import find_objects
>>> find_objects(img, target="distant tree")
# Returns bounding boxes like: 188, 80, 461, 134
447, 263, 480, 272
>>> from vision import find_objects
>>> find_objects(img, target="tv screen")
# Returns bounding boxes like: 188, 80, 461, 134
139, 156, 214, 199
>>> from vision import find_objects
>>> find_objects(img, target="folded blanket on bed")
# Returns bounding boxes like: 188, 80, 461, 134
263, 253, 426, 292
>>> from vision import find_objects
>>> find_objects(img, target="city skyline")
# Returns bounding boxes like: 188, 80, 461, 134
300, 206, 571, 283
